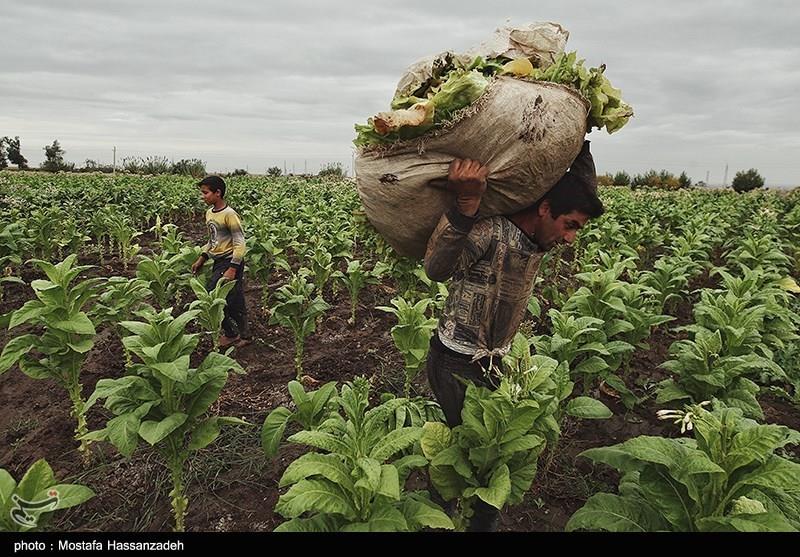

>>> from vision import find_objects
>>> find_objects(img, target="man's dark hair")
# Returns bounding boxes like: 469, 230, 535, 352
197, 175, 226, 197
532, 139, 604, 219
541, 172, 605, 219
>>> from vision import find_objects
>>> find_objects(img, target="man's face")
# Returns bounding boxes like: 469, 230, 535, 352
535, 202, 590, 250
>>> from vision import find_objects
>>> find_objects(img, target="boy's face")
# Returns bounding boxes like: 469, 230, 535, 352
199, 185, 221, 205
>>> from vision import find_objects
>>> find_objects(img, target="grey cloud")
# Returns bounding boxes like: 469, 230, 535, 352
1, 0, 798, 184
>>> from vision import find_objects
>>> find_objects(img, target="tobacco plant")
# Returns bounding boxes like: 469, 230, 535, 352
377, 297, 437, 397
0, 255, 103, 462
333, 259, 380, 325
188, 277, 237, 350
261, 379, 338, 458
657, 328, 784, 419
269, 270, 330, 380
83, 307, 246, 531
274, 377, 453, 532
567, 404, 800, 532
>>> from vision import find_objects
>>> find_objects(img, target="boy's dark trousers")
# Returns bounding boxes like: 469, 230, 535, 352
207, 257, 250, 340
426, 333, 501, 532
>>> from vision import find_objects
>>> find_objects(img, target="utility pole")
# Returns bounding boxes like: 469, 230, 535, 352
113, 146, 116, 176
723, 163, 728, 187
706, 170, 710, 185
283, 159, 287, 175
304, 159, 307, 174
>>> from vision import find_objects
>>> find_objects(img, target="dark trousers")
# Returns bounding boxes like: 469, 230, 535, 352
207, 257, 249, 339
426, 333, 501, 532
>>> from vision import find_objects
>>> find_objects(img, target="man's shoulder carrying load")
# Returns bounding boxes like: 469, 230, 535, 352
355, 77, 589, 259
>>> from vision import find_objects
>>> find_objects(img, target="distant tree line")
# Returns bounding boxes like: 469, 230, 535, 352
598, 168, 766, 193
0, 137, 348, 179
4, 135, 762, 189
0, 137, 208, 177
597, 169, 693, 190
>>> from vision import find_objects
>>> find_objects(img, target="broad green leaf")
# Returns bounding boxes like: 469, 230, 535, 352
636, 466, 694, 531
287, 380, 309, 408
0, 334, 37, 374
697, 512, 797, 532
364, 505, 408, 532
9, 300, 47, 329
431, 445, 473, 479
43, 484, 95, 511
183, 352, 240, 393
107, 413, 142, 457
470, 464, 511, 510
79, 428, 109, 442
261, 407, 293, 458
724, 425, 793, 473
394, 455, 428, 484
275, 479, 356, 520
572, 356, 608, 375
280, 453, 354, 491
165, 309, 201, 342
725, 384, 763, 420
355, 458, 382, 493
185, 375, 226, 420
273, 515, 339, 532
732, 457, 800, 494
606, 319, 635, 338
16, 460, 55, 502
370, 427, 422, 461
508, 461, 539, 505
575, 342, 611, 356
188, 417, 221, 451
52, 313, 95, 335
139, 413, 188, 445
85, 376, 148, 411
428, 463, 467, 501
309, 382, 337, 418
118, 320, 153, 338
401, 497, 455, 530
150, 355, 190, 383
500, 434, 545, 457
778, 276, 800, 293
566, 493, 670, 532
288, 430, 351, 455
0, 469, 17, 508
376, 465, 400, 501
67, 338, 94, 354
18, 358, 52, 380
420, 422, 452, 460
656, 379, 691, 404
617, 436, 724, 476
566, 397, 613, 419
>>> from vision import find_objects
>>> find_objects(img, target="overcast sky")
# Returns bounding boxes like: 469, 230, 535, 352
1, 0, 798, 185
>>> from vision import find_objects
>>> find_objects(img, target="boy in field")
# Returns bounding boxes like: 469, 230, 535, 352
191, 175, 251, 348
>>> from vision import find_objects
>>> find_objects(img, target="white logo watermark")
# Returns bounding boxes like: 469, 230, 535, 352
10, 489, 60, 528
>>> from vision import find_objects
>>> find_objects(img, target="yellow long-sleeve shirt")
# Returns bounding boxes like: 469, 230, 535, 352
202, 205, 247, 267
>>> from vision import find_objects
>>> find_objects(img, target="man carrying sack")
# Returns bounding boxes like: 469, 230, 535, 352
423, 141, 604, 531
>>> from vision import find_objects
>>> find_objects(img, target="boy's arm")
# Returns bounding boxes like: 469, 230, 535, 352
226, 211, 247, 270
192, 215, 211, 275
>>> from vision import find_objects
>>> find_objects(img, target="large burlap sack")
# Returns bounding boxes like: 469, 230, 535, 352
355, 76, 589, 259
